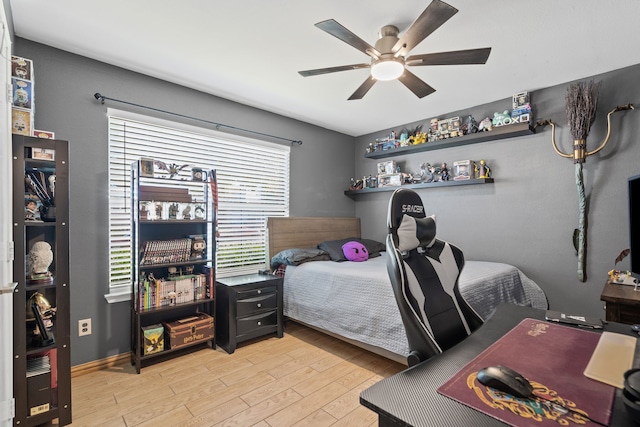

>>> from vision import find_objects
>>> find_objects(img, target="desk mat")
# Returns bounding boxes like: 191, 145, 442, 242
438, 318, 615, 427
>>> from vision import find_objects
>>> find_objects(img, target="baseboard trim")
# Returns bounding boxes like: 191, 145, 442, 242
71, 352, 130, 377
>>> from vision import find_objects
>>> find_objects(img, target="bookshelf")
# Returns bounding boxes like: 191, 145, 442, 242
130, 160, 216, 373
12, 135, 71, 426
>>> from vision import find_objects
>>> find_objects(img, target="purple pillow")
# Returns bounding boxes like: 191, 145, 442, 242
342, 241, 369, 262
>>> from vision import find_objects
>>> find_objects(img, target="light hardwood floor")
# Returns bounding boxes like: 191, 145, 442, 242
61, 321, 405, 427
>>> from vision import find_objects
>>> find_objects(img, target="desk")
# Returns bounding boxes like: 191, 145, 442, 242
601, 281, 640, 324
360, 303, 639, 427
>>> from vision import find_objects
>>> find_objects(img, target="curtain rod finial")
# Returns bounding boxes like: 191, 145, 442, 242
291, 140, 302, 146
94, 93, 105, 104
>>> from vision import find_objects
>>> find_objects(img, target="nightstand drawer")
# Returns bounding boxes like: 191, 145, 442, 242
237, 310, 278, 336
236, 285, 277, 300
237, 292, 277, 317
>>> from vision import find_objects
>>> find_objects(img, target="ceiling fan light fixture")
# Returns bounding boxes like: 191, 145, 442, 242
371, 59, 404, 81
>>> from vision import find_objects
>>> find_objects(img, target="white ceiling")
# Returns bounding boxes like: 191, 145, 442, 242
9, 0, 640, 137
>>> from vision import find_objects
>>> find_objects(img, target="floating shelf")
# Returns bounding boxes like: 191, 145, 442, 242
364, 122, 535, 159
344, 178, 494, 198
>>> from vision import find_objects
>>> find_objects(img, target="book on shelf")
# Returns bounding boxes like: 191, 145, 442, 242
138, 273, 208, 310
140, 238, 192, 265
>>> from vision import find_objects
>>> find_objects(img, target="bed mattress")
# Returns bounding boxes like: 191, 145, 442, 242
282, 253, 547, 358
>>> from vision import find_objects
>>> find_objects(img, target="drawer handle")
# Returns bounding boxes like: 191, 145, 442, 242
257, 303, 262, 308
257, 321, 262, 326
257, 289, 262, 294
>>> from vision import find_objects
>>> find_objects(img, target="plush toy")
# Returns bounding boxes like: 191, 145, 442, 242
342, 241, 369, 262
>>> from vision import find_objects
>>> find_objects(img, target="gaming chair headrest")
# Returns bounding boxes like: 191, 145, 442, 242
387, 188, 436, 252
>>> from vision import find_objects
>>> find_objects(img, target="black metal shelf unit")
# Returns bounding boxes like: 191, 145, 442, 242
130, 161, 216, 373
12, 135, 71, 427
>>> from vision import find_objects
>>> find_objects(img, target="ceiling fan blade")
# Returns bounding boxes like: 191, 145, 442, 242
299, 63, 371, 77
316, 19, 381, 59
406, 48, 492, 66
393, 0, 458, 57
348, 76, 377, 100
398, 70, 436, 98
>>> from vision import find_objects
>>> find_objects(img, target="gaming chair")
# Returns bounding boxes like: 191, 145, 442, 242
386, 188, 483, 366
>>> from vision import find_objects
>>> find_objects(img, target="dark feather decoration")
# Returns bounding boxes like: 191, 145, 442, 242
615, 248, 630, 265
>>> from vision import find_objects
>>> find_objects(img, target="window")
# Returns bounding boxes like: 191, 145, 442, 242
106, 110, 290, 301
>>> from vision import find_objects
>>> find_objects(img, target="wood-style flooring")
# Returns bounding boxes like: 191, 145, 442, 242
62, 321, 405, 427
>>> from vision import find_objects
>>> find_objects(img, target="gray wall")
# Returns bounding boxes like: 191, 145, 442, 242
354, 63, 640, 320
14, 36, 640, 366
14, 38, 356, 366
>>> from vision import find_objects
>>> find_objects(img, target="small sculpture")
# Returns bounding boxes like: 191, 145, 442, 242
182, 204, 192, 220
25, 200, 40, 221
441, 163, 450, 181
492, 110, 511, 127
191, 238, 206, 259
476, 160, 491, 179
26, 241, 54, 283
155, 203, 163, 219
478, 117, 493, 132
168, 203, 179, 220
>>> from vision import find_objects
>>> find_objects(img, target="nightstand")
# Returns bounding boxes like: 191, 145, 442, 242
600, 280, 640, 324
216, 273, 284, 353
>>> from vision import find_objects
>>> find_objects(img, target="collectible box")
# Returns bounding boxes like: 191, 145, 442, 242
453, 160, 474, 181
141, 323, 165, 355
164, 313, 213, 349
378, 173, 402, 187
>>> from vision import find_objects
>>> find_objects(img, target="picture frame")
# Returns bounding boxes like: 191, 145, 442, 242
139, 158, 155, 177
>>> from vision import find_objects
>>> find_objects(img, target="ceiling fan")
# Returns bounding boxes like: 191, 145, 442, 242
298, 0, 491, 100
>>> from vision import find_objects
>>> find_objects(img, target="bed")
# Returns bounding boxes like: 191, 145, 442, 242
267, 217, 548, 364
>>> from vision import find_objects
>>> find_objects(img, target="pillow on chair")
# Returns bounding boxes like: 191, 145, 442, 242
397, 214, 437, 252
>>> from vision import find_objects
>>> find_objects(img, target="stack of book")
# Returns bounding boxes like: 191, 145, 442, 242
141, 238, 192, 265
138, 273, 208, 310
26, 354, 51, 416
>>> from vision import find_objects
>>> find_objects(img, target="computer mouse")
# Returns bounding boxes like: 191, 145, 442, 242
477, 365, 534, 398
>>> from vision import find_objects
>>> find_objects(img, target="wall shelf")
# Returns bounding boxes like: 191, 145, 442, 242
344, 178, 494, 198
364, 122, 535, 159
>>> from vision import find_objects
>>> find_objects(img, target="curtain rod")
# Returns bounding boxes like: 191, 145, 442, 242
93, 93, 303, 146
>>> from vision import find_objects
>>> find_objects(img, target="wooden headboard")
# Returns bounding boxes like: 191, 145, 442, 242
267, 217, 361, 258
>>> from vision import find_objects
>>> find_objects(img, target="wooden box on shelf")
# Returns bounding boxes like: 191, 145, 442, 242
164, 313, 214, 349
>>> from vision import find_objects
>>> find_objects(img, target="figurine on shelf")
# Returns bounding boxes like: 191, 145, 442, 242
168, 203, 179, 220
478, 117, 493, 132
476, 160, 491, 179
26, 241, 54, 284
155, 202, 163, 219
25, 200, 40, 221
182, 204, 192, 220
441, 163, 450, 181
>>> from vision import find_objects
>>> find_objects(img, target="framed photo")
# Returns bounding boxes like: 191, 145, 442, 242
139, 158, 154, 177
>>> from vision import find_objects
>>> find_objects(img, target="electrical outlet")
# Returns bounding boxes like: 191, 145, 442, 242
79, 318, 91, 336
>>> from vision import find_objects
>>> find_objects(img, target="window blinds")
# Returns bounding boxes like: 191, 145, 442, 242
107, 113, 290, 296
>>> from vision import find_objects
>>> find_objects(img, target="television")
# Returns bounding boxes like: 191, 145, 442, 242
630, 174, 640, 279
